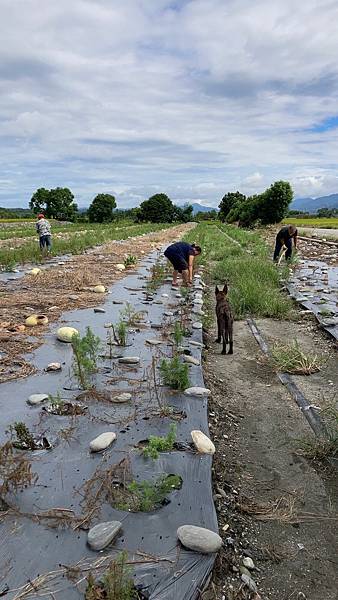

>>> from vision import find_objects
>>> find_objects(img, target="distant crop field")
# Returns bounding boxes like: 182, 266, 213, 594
282, 217, 338, 228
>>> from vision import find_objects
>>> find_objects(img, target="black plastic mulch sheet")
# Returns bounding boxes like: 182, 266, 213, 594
0, 251, 217, 599
287, 259, 338, 341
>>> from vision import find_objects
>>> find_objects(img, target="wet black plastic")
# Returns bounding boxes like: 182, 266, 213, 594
0, 251, 217, 599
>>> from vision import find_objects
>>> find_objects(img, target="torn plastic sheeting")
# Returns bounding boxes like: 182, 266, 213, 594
0, 250, 218, 600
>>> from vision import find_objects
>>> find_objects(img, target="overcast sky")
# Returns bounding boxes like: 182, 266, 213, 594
1, 0, 338, 209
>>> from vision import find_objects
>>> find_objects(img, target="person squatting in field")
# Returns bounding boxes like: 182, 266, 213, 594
164, 241, 201, 287
273, 224, 298, 262
36, 214, 52, 254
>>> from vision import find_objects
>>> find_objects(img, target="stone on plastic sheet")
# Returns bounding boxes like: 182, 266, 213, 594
46, 362, 62, 372
27, 393, 49, 406
90, 432, 116, 452
193, 298, 203, 305
93, 285, 106, 293
184, 355, 200, 366
112, 300, 124, 304
177, 525, 222, 553
191, 430, 215, 454
116, 264, 126, 271
94, 307, 106, 313
118, 356, 140, 364
146, 339, 163, 345
162, 293, 169, 298
192, 322, 202, 329
194, 274, 201, 279
189, 340, 204, 348
112, 393, 132, 403
87, 521, 122, 551
184, 386, 211, 397
164, 311, 174, 317
57, 326, 79, 342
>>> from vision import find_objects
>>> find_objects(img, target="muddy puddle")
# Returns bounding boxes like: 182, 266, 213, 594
288, 259, 338, 341
0, 251, 217, 599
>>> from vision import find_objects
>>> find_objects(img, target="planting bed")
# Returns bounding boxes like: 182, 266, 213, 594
0, 250, 218, 599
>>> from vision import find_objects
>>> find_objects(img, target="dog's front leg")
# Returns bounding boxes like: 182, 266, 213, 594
215, 318, 221, 343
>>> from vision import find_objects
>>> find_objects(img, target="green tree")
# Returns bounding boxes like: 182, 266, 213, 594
219, 191, 246, 222
138, 193, 175, 223
173, 204, 193, 223
29, 188, 50, 214
87, 193, 116, 223
195, 210, 218, 221
258, 181, 293, 224
29, 187, 78, 221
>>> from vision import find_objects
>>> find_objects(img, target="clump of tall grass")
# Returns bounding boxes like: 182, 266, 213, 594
271, 339, 324, 374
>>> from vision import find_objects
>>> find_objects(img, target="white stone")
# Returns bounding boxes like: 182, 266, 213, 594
184, 387, 211, 397
177, 525, 222, 553
194, 275, 201, 279
46, 362, 62, 372
90, 432, 116, 452
93, 285, 106, 293
189, 340, 204, 348
87, 521, 122, 551
118, 356, 140, 364
27, 393, 49, 406
184, 355, 200, 366
113, 393, 132, 403
192, 322, 203, 329
191, 430, 215, 454
194, 298, 203, 305
243, 557, 255, 569
162, 293, 169, 298
57, 326, 79, 342
146, 339, 163, 345
116, 263, 126, 271
164, 311, 174, 317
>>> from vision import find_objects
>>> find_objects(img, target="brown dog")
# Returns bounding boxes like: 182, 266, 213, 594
215, 284, 233, 355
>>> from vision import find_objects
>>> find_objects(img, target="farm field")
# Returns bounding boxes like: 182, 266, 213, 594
282, 217, 338, 228
0, 220, 337, 599
0, 220, 173, 271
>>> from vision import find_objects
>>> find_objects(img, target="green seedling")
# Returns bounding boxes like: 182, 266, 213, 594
9, 422, 36, 451
124, 255, 137, 268
117, 474, 182, 512
71, 327, 101, 389
85, 551, 136, 600
160, 356, 190, 390
142, 424, 177, 459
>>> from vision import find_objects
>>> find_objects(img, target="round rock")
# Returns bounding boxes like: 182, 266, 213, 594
90, 432, 116, 452
177, 525, 222, 553
87, 521, 122, 551
184, 355, 200, 366
146, 339, 163, 345
27, 393, 49, 406
191, 430, 215, 454
118, 356, 140, 365
192, 322, 202, 329
243, 556, 255, 569
94, 307, 106, 313
112, 393, 132, 403
45, 362, 62, 372
184, 387, 211, 397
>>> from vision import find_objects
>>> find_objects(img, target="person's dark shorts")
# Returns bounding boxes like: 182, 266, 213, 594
164, 250, 188, 273
40, 235, 52, 250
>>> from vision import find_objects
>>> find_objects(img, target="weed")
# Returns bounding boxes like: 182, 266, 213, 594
48, 392, 64, 411
124, 255, 137, 268
160, 355, 190, 390
271, 339, 324, 374
71, 327, 101, 389
85, 551, 136, 600
173, 322, 184, 346
146, 258, 169, 293
142, 424, 177, 459
0, 441, 38, 506
9, 422, 36, 451
119, 303, 146, 326
298, 403, 338, 460
319, 309, 333, 317
117, 474, 182, 512
112, 320, 128, 346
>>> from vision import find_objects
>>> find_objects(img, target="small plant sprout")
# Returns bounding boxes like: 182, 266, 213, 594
173, 322, 184, 346
117, 474, 182, 512
142, 424, 177, 459
71, 327, 101, 389
160, 356, 190, 390
9, 422, 36, 451
85, 551, 135, 600
124, 255, 137, 268
112, 320, 128, 346
119, 302, 146, 326
48, 392, 64, 411
271, 339, 324, 375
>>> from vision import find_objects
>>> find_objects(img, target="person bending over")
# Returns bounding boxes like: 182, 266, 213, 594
164, 241, 201, 287
36, 214, 52, 254
273, 224, 297, 262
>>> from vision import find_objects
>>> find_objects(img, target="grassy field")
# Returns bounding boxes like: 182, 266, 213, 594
185, 222, 292, 319
0, 221, 172, 270
282, 217, 338, 228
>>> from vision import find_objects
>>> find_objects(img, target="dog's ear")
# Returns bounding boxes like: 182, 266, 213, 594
215, 285, 219, 295
223, 283, 228, 294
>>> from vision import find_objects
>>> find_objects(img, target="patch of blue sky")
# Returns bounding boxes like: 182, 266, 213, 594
308, 115, 338, 133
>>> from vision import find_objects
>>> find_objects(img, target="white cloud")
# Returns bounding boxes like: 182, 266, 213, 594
1, 0, 338, 208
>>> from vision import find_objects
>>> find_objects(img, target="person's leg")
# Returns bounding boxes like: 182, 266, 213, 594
172, 270, 179, 286
285, 239, 292, 260
273, 238, 282, 261
182, 269, 190, 286
39, 236, 44, 251
46, 235, 52, 253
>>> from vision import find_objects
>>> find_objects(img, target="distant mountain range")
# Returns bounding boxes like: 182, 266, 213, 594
291, 193, 338, 212
178, 202, 217, 214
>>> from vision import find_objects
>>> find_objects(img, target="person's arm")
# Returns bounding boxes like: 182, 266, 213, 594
188, 254, 195, 283
36, 222, 40, 234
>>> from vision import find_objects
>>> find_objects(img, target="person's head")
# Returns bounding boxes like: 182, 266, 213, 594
191, 243, 202, 256
38, 213, 45, 220
288, 225, 297, 235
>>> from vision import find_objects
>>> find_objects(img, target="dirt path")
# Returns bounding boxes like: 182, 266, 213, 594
203, 311, 338, 600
